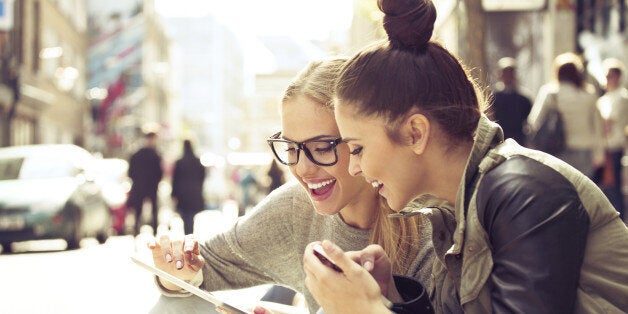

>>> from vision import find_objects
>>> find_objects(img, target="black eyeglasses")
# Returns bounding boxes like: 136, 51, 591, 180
267, 132, 343, 166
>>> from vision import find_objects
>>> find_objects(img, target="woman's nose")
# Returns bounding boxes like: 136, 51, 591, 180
294, 150, 317, 175
347, 155, 362, 177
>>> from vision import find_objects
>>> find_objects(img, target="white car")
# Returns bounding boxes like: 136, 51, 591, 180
0, 144, 112, 252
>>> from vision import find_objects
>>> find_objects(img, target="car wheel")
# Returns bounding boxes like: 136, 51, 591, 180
96, 227, 111, 244
65, 218, 82, 250
66, 232, 81, 250
1, 242, 12, 253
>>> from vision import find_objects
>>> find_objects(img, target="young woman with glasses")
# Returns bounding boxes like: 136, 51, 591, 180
302, 0, 628, 313
147, 57, 434, 314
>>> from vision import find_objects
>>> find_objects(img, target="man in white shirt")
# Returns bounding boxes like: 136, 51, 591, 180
597, 58, 628, 221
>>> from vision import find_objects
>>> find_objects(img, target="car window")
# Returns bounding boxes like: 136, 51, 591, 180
0, 157, 25, 180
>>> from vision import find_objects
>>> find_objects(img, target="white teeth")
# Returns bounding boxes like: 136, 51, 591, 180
371, 181, 381, 188
307, 179, 335, 189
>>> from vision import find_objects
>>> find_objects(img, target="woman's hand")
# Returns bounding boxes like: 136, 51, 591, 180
147, 233, 204, 291
351, 244, 397, 300
303, 240, 393, 314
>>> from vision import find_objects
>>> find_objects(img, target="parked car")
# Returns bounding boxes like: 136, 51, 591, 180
0, 144, 112, 252
92, 158, 131, 235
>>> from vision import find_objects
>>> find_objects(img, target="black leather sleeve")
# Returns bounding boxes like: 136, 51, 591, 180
390, 275, 434, 314
476, 156, 590, 314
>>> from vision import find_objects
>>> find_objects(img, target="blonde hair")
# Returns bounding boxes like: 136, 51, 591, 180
370, 198, 423, 273
282, 58, 346, 110
281, 57, 423, 272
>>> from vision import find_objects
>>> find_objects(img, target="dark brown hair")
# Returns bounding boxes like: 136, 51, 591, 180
335, 0, 483, 144
553, 52, 585, 88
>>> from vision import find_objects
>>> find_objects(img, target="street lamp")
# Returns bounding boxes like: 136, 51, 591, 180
54, 66, 78, 92
39, 46, 63, 59
85, 87, 108, 100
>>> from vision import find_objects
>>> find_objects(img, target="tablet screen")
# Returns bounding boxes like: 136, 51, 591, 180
130, 255, 250, 314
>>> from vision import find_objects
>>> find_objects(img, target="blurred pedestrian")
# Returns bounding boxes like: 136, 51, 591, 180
127, 130, 163, 235
171, 139, 206, 234
238, 167, 259, 216
528, 52, 605, 178
490, 57, 532, 145
266, 159, 285, 194
597, 58, 628, 220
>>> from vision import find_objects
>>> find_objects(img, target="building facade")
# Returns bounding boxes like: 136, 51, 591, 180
1, 0, 88, 147
86, 0, 172, 158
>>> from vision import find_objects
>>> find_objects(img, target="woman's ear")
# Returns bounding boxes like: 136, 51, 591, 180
404, 114, 430, 154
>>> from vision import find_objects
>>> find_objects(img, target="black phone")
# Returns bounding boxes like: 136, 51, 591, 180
312, 243, 343, 273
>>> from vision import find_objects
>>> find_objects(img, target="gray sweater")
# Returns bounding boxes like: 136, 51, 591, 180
161, 181, 434, 313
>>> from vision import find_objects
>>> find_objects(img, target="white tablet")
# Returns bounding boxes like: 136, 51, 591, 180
130, 255, 250, 314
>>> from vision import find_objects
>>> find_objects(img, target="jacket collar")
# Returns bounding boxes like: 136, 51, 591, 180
450, 115, 504, 254
391, 115, 505, 253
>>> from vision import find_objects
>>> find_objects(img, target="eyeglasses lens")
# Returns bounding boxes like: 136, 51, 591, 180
271, 141, 298, 165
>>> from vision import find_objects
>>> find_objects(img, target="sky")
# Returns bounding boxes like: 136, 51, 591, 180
154, 0, 354, 75
154, 0, 354, 42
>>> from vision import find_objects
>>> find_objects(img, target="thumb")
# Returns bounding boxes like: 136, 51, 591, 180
320, 240, 355, 273
358, 244, 386, 272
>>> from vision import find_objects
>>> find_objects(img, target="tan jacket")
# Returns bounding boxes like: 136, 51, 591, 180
400, 116, 628, 313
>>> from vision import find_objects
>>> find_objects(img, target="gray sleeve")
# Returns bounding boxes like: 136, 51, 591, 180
198, 183, 310, 291
406, 218, 435, 291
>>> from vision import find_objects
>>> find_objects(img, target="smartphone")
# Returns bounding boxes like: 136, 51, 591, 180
312, 243, 343, 273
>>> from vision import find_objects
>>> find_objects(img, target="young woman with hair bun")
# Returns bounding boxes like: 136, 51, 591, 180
303, 0, 628, 313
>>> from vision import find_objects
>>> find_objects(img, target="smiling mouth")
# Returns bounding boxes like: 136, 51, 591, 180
308, 179, 335, 196
371, 181, 382, 188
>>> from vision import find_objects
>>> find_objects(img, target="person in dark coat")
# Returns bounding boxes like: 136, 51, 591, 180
171, 139, 206, 234
490, 57, 532, 145
127, 131, 163, 235
266, 159, 285, 194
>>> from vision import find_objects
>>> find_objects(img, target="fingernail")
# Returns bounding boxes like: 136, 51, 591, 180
363, 260, 373, 271
176, 260, 183, 269
322, 240, 335, 251
165, 254, 172, 263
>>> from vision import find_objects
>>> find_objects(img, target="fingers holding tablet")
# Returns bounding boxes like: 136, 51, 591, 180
147, 232, 204, 282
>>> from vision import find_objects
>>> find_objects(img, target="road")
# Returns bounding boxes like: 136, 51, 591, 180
0, 206, 289, 314
0, 236, 163, 313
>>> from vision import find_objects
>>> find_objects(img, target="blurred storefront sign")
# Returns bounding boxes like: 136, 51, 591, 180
482, 0, 546, 11
0, 0, 14, 31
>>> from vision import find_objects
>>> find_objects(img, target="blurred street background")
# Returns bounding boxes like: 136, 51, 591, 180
0, 203, 276, 314
2, 0, 628, 313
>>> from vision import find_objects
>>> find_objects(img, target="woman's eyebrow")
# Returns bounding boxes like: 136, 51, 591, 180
282, 134, 340, 142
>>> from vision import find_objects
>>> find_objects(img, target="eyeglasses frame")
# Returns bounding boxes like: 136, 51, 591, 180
266, 132, 343, 167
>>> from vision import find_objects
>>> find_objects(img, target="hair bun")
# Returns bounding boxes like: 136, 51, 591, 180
379, 0, 436, 51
